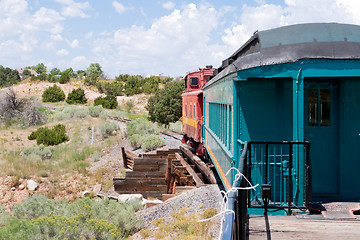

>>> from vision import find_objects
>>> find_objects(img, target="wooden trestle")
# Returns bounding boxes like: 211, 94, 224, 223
113, 146, 217, 200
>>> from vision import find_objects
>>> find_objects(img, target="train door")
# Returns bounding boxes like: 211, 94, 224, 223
304, 79, 340, 197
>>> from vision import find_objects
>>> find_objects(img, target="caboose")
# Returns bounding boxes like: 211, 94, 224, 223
182, 66, 214, 155
203, 23, 360, 211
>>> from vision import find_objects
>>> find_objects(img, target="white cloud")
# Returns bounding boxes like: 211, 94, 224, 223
56, 49, 69, 56
55, 0, 91, 18
33, 7, 65, 34
92, 3, 225, 76
112, 1, 126, 14
51, 34, 64, 41
70, 39, 80, 48
221, 0, 360, 51
162, 1, 175, 10
85, 32, 93, 39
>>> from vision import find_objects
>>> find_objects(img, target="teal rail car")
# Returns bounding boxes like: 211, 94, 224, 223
203, 23, 360, 218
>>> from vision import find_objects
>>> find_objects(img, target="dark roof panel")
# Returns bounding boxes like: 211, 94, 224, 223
205, 23, 360, 87
259, 23, 360, 48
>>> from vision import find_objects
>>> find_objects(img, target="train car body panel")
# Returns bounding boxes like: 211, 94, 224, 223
182, 67, 214, 155
204, 23, 360, 203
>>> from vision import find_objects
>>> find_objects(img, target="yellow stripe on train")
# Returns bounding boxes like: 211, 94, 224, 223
182, 116, 198, 128
205, 142, 232, 190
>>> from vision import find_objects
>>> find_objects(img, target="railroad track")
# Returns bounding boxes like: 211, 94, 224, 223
107, 116, 183, 141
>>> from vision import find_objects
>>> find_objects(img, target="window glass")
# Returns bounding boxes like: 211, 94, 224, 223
190, 77, 198, 86
308, 89, 318, 126
320, 89, 330, 126
190, 103, 192, 118
308, 88, 330, 126
194, 103, 196, 118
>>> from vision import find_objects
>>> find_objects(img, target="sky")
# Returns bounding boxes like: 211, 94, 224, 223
1, 0, 360, 78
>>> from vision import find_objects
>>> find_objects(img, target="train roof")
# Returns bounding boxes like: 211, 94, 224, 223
206, 23, 360, 87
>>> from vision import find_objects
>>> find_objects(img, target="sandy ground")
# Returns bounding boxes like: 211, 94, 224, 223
3, 80, 150, 111
5, 80, 103, 102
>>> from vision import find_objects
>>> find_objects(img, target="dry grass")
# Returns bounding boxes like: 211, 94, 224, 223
138, 208, 218, 239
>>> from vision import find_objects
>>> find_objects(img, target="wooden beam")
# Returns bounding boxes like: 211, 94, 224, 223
180, 145, 217, 184
166, 155, 173, 193
121, 147, 127, 169
125, 149, 139, 160
175, 153, 204, 187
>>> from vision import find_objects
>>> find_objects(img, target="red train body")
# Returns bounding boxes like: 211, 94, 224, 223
182, 66, 214, 155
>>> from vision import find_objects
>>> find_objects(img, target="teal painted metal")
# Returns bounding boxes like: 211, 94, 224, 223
205, 57, 360, 202
233, 80, 240, 170
203, 74, 236, 187
294, 69, 305, 143
247, 142, 309, 211
233, 59, 360, 202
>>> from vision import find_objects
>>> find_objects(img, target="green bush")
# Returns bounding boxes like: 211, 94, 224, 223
66, 88, 87, 104
59, 71, 70, 84
94, 95, 118, 109
28, 124, 69, 146
146, 80, 184, 126
99, 121, 120, 138
42, 85, 65, 103
141, 134, 165, 151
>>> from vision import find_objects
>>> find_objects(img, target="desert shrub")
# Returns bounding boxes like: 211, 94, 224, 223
42, 85, 65, 103
56, 106, 89, 120
99, 121, 120, 138
126, 100, 134, 112
128, 134, 142, 150
22, 104, 46, 126
0, 89, 46, 127
21, 144, 54, 160
6, 195, 143, 240
0, 218, 40, 240
28, 124, 69, 146
141, 134, 165, 151
89, 105, 104, 117
94, 95, 118, 109
66, 88, 87, 104
0, 205, 10, 226
126, 118, 163, 151
169, 121, 182, 133
126, 118, 160, 137
12, 194, 56, 220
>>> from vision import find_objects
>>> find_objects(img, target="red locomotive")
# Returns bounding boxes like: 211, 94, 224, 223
182, 66, 214, 155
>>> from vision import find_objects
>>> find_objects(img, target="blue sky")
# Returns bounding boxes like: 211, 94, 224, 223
1, 0, 360, 78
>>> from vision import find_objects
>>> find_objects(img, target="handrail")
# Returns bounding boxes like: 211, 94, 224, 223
222, 141, 248, 240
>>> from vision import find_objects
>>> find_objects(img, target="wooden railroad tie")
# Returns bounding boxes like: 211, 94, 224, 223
114, 147, 216, 201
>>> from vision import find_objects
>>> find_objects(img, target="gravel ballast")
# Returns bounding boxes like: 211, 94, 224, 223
134, 184, 225, 239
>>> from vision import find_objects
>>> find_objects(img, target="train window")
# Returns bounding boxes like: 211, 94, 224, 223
320, 89, 330, 126
190, 103, 192, 118
185, 103, 187, 116
194, 103, 196, 118
190, 77, 198, 86
308, 89, 318, 126
308, 89, 330, 126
